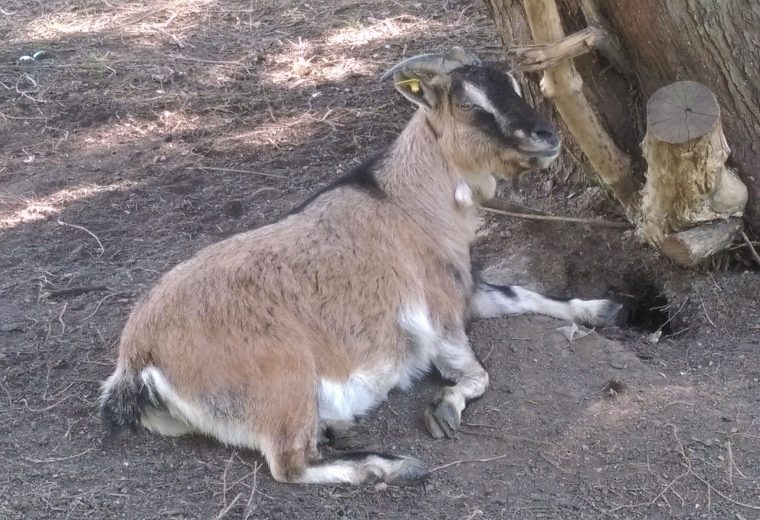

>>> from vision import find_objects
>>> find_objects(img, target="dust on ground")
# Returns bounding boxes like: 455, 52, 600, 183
1, 1, 758, 518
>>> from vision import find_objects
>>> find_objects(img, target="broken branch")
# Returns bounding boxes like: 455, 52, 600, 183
510, 26, 607, 72
520, 0, 638, 220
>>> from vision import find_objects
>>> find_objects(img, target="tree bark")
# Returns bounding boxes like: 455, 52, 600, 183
483, 0, 760, 229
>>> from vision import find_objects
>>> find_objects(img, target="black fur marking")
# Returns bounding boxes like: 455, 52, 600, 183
546, 294, 572, 302
483, 282, 516, 299
283, 152, 387, 217
451, 65, 557, 147
326, 451, 402, 462
100, 373, 155, 435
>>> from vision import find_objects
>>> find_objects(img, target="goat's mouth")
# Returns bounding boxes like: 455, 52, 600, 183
520, 144, 561, 169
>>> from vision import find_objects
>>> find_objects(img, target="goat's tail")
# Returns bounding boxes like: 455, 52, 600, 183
99, 366, 153, 434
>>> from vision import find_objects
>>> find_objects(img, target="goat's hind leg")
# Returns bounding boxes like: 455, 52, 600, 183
471, 282, 621, 326
266, 439, 428, 485
425, 331, 489, 439
263, 404, 426, 485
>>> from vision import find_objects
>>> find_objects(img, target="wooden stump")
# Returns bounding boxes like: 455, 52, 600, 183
647, 81, 719, 144
638, 81, 748, 264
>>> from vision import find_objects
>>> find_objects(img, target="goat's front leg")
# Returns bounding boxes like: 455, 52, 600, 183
470, 282, 621, 326
425, 331, 489, 439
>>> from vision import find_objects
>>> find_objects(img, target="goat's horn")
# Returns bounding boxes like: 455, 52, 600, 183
447, 46, 481, 66
380, 47, 481, 81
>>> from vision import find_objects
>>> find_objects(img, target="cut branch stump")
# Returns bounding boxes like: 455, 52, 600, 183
639, 81, 748, 264
661, 218, 743, 267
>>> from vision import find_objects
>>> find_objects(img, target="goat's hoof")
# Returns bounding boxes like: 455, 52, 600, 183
424, 400, 460, 439
594, 300, 623, 326
576, 299, 623, 327
388, 456, 430, 484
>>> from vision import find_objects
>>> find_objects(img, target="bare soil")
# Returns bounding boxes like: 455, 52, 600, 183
1, 1, 758, 519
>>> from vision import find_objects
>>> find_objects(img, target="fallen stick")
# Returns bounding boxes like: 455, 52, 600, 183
481, 206, 632, 229
43, 286, 108, 298
57, 219, 104, 256
740, 231, 760, 268
191, 166, 288, 179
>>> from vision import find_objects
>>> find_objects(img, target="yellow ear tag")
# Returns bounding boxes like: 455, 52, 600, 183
396, 78, 421, 93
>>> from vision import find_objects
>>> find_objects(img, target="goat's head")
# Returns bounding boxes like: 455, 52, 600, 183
382, 48, 560, 182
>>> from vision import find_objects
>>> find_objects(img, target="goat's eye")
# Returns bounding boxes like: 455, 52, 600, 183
458, 102, 474, 111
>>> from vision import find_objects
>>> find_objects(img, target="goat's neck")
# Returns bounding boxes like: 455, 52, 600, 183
378, 111, 477, 245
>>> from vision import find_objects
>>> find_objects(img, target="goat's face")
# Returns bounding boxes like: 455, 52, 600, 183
384, 49, 560, 182
439, 66, 560, 178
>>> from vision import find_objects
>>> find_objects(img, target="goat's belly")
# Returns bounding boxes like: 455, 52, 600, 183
317, 360, 428, 422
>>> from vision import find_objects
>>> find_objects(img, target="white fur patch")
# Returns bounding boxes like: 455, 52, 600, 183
316, 303, 439, 423
140, 367, 256, 449
296, 455, 424, 485
297, 460, 361, 485
463, 82, 510, 133
318, 373, 389, 422
455, 182, 474, 208
507, 71, 522, 97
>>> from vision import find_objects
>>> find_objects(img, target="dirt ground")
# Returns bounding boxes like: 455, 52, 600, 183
1, 1, 759, 519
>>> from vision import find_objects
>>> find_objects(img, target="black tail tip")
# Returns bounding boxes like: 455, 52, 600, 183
99, 373, 151, 435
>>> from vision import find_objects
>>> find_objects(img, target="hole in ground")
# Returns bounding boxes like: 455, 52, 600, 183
623, 281, 672, 334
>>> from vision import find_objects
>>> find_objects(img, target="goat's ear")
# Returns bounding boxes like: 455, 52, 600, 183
392, 71, 441, 110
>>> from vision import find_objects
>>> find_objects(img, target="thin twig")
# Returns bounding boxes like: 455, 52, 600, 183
481, 206, 632, 228
606, 471, 688, 512
671, 424, 760, 511
221, 452, 236, 508
656, 297, 689, 333
81, 293, 123, 321
243, 462, 261, 520
21, 395, 72, 412
0, 381, 13, 405
700, 298, 716, 328
58, 302, 68, 335
740, 231, 760, 268
24, 449, 92, 464
251, 187, 281, 198
430, 453, 508, 472
538, 452, 570, 474
190, 166, 288, 179
214, 493, 243, 519
57, 219, 105, 256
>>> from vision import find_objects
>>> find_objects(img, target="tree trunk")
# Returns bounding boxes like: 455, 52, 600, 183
483, 0, 760, 229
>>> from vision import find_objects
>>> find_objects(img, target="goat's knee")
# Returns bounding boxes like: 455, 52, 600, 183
428, 338, 489, 439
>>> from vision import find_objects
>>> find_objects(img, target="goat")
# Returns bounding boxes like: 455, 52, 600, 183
100, 48, 621, 486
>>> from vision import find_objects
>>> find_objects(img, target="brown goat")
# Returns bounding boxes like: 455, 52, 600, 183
101, 48, 620, 485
